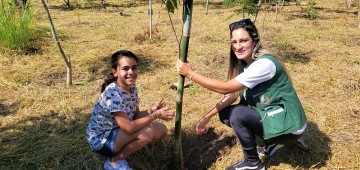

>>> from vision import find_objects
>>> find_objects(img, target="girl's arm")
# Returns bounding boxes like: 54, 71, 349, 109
196, 93, 237, 133
135, 98, 166, 119
114, 102, 174, 134
134, 107, 152, 119
176, 59, 247, 94
113, 110, 159, 134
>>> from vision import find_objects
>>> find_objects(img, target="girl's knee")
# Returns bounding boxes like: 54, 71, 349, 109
139, 126, 155, 143
152, 122, 168, 140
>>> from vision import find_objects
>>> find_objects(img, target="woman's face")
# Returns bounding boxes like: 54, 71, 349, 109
231, 28, 256, 64
112, 56, 138, 92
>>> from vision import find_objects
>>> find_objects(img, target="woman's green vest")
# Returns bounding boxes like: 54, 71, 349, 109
243, 55, 307, 139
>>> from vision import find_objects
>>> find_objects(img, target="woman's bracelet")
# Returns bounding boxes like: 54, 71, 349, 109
190, 71, 197, 81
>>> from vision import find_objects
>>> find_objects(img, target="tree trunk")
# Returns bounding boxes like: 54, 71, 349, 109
63, 0, 70, 8
358, 9, 360, 28
0, 0, 5, 13
278, 0, 285, 13
149, 0, 152, 40
205, 0, 209, 15
275, 0, 279, 21
253, 0, 262, 23
346, 0, 352, 8
41, 0, 72, 86
171, 0, 193, 169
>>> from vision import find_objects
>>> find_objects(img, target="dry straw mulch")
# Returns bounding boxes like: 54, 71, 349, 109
0, 0, 359, 169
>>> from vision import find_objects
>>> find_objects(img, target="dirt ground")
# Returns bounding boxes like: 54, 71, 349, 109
182, 128, 236, 169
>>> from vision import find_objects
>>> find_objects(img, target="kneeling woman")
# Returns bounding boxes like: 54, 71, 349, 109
176, 19, 307, 170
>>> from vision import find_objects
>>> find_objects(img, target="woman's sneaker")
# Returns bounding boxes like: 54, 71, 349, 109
257, 143, 284, 161
226, 159, 265, 170
295, 138, 309, 151
104, 158, 133, 170
257, 138, 309, 162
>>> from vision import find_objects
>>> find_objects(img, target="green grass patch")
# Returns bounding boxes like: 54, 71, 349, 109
0, 3, 33, 52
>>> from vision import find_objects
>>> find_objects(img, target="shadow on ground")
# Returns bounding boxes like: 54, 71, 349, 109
0, 105, 330, 170
182, 128, 236, 170
266, 121, 332, 169
0, 107, 103, 169
0, 100, 19, 116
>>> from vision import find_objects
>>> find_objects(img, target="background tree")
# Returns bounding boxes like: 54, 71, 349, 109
358, 0, 360, 28
224, 0, 262, 21
275, 0, 285, 21
64, 0, 70, 8
205, 0, 209, 14
346, 0, 353, 8
41, 0, 72, 86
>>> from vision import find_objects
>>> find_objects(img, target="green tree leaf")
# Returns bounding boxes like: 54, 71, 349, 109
163, 0, 178, 13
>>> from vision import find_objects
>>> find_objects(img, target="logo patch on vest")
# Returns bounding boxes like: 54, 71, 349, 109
260, 95, 270, 104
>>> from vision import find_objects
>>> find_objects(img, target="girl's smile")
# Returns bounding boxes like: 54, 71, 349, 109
112, 57, 138, 92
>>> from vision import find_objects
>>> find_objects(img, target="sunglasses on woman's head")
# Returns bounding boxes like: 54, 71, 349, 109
229, 18, 252, 30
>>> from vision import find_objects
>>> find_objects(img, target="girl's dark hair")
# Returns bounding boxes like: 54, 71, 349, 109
100, 50, 139, 92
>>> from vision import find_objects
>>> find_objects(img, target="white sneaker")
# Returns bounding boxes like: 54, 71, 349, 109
104, 158, 133, 170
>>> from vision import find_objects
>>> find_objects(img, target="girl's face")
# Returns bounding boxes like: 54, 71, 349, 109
112, 56, 138, 92
231, 28, 256, 64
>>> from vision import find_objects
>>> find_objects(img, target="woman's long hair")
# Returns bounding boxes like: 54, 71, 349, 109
227, 19, 291, 99
227, 19, 271, 80
100, 50, 139, 93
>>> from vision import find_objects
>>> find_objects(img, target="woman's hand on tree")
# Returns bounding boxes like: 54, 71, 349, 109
176, 59, 193, 77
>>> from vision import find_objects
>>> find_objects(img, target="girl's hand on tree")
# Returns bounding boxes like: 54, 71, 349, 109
196, 116, 210, 134
155, 107, 174, 121
150, 98, 166, 113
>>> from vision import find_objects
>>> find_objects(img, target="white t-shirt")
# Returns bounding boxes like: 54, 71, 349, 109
86, 82, 140, 151
235, 58, 276, 89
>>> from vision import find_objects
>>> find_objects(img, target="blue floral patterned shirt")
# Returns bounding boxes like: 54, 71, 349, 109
86, 82, 140, 151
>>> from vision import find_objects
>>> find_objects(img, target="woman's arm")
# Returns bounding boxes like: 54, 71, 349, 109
205, 93, 237, 119
192, 72, 246, 94
196, 93, 237, 133
176, 59, 247, 94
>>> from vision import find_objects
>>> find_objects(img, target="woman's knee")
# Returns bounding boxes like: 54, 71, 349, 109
229, 107, 261, 124
229, 110, 247, 126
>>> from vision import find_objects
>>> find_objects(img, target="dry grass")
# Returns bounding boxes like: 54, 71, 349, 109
0, 0, 359, 169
